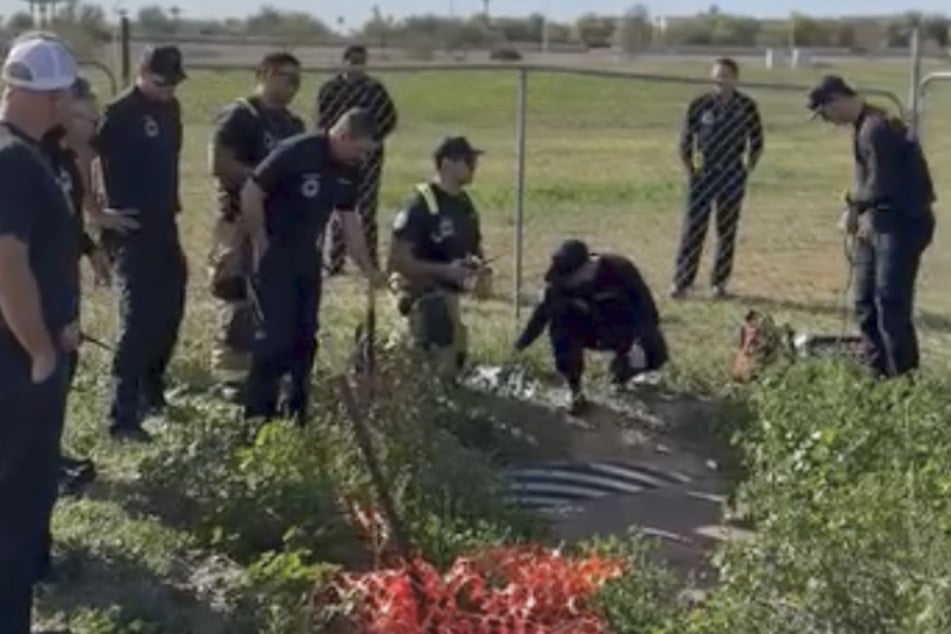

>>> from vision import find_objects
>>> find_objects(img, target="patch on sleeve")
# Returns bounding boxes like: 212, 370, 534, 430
393, 209, 409, 231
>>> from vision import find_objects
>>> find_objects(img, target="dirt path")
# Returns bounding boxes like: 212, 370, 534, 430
467, 369, 752, 586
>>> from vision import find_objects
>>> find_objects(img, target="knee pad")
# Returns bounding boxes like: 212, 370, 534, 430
412, 293, 455, 349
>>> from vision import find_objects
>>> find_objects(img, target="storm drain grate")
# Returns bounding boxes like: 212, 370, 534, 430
504, 460, 689, 510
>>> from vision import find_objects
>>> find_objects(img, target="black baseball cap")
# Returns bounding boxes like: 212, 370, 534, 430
546, 239, 591, 283
142, 45, 187, 84
434, 136, 484, 164
343, 44, 368, 62
807, 75, 856, 118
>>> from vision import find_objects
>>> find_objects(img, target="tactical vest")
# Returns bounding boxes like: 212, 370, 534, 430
415, 181, 440, 215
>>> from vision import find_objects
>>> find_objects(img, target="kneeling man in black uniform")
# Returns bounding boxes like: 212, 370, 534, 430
514, 240, 668, 413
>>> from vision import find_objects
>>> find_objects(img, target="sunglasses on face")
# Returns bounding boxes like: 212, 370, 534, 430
151, 75, 181, 88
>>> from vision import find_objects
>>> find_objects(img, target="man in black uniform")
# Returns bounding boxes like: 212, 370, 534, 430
95, 46, 187, 442
515, 240, 668, 414
672, 57, 764, 299
318, 44, 399, 273
208, 52, 305, 400
41, 76, 107, 498
0, 33, 80, 634
388, 136, 489, 376
241, 107, 386, 424
808, 75, 936, 378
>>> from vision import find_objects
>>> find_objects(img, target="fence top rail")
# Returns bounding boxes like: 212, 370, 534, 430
184, 60, 905, 112
79, 59, 118, 95
919, 71, 951, 95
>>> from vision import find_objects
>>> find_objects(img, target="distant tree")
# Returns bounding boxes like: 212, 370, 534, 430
363, 5, 395, 48
544, 21, 573, 44
922, 14, 950, 48
137, 4, 176, 34
494, 14, 544, 42
615, 5, 652, 55
244, 5, 331, 38
575, 13, 615, 48
710, 14, 760, 46
7, 11, 35, 33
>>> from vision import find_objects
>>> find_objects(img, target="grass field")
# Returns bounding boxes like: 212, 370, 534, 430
39, 57, 951, 631
77, 56, 951, 388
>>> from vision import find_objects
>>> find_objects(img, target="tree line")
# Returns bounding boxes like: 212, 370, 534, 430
2, 2, 949, 54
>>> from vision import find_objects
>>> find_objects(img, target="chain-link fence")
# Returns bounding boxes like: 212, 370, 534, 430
917, 71, 951, 344
171, 61, 951, 377
78, 59, 117, 96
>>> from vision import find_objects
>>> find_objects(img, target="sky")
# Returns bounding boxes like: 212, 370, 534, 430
1, 0, 948, 28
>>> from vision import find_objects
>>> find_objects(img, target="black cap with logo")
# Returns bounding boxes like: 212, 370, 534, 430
434, 136, 484, 164
142, 45, 187, 85
807, 75, 856, 117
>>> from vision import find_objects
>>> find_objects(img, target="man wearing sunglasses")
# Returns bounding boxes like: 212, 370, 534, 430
93, 45, 187, 442
318, 44, 399, 275
208, 52, 305, 402
388, 136, 489, 377
0, 33, 81, 634
807, 75, 936, 378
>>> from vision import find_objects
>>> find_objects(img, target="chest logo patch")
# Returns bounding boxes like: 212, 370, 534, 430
262, 131, 276, 150
701, 110, 716, 126
300, 174, 321, 199
144, 115, 160, 138
431, 217, 455, 243
57, 169, 73, 197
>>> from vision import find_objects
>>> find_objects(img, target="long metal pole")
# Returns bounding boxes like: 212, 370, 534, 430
907, 25, 923, 140
513, 68, 527, 329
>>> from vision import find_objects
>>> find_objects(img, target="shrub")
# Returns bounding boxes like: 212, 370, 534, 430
137, 347, 542, 571
678, 360, 951, 633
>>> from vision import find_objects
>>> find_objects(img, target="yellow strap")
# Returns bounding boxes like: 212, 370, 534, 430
415, 182, 439, 215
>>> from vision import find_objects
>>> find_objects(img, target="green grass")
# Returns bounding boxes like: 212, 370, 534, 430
41, 57, 951, 631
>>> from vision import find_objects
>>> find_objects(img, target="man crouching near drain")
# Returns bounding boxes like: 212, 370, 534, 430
387, 136, 490, 378
513, 240, 669, 414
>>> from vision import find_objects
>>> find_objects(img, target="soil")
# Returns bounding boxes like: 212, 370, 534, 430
465, 366, 754, 587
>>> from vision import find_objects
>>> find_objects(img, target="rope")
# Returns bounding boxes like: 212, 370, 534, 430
840, 232, 855, 339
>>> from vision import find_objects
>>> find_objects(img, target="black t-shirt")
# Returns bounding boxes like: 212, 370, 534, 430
252, 132, 358, 259
680, 90, 764, 171
212, 96, 305, 218
0, 123, 80, 357
93, 86, 183, 224
40, 127, 95, 257
852, 106, 936, 221
392, 183, 483, 267
515, 253, 659, 350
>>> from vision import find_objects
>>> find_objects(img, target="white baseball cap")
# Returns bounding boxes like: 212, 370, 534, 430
2, 32, 78, 92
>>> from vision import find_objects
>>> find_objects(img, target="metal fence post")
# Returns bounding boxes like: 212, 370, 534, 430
120, 14, 132, 88
513, 67, 528, 328
907, 25, 922, 139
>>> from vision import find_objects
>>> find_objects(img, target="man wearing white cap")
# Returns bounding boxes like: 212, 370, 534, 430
0, 32, 80, 634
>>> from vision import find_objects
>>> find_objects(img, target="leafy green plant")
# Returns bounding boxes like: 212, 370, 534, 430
585, 529, 682, 633
678, 359, 951, 634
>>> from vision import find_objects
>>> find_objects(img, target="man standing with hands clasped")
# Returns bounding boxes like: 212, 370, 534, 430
94, 45, 188, 442
808, 75, 936, 378
0, 32, 81, 634
240, 107, 386, 425
319, 44, 399, 274
672, 57, 764, 300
